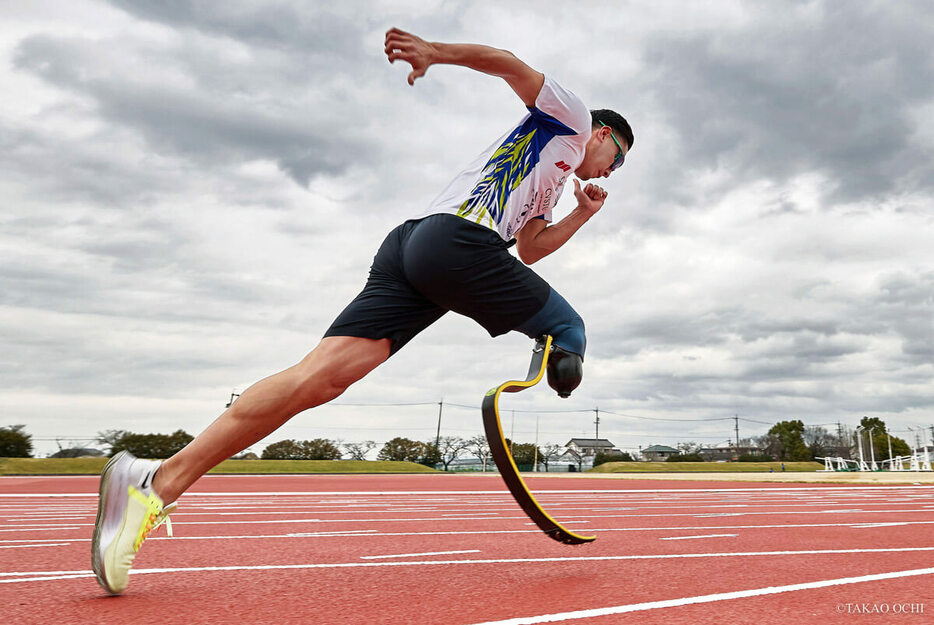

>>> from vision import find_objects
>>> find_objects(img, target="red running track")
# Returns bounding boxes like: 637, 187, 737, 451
2, 474, 934, 624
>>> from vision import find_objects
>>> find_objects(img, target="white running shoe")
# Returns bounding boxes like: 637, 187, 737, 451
91, 451, 176, 594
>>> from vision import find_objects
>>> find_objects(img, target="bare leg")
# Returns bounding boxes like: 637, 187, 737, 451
151, 336, 391, 504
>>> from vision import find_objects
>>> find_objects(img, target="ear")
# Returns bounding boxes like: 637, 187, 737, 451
589, 127, 604, 147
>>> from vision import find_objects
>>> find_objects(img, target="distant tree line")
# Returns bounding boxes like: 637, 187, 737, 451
4, 416, 919, 464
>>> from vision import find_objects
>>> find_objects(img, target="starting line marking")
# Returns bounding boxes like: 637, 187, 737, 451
360, 550, 481, 560
659, 534, 737, 541
463, 566, 934, 624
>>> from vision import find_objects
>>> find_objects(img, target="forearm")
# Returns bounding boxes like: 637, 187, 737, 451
428, 42, 521, 79
425, 41, 543, 106
385, 28, 543, 104
518, 207, 594, 264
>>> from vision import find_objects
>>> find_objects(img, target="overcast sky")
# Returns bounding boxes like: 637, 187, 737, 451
2, 1, 932, 458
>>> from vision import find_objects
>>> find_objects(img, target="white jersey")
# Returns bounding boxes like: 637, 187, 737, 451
422, 75, 591, 241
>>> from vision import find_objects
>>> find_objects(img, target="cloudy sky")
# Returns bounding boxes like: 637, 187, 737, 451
2, 1, 932, 458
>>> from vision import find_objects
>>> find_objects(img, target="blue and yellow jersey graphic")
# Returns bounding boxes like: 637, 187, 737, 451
457, 108, 576, 228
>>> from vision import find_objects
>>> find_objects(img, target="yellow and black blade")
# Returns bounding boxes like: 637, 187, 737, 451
481, 335, 596, 545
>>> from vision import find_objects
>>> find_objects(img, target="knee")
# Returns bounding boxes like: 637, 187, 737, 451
292, 337, 389, 407
295, 361, 359, 406
516, 288, 586, 357
550, 315, 586, 358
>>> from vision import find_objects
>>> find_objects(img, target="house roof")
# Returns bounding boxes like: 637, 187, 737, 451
642, 445, 679, 453
565, 438, 616, 448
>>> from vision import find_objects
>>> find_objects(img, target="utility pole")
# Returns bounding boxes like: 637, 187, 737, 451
533, 413, 539, 472
594, 408, 600, 439
510, 410, 515, 454
734, 415, 740, 453
435, 401, 443, 448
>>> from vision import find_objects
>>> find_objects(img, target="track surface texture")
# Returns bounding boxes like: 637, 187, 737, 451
2, 474, 933, 624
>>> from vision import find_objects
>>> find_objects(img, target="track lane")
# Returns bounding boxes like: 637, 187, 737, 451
1, 475, 933, 624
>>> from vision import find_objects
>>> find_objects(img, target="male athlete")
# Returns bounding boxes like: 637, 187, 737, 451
92, 28, 633, 594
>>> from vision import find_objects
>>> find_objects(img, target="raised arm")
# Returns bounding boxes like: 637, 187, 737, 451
384, 27, 544, 107
514, 180, 609, 264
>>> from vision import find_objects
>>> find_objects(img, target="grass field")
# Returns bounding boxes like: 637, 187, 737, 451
0, 457, 439, 475
589, 461, 824, 473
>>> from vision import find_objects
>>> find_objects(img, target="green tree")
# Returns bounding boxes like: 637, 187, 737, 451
261, 439, 341, 460
418, 442, 441, 467
377, 437, 424, 462
262, 439, 305, 459
767, 420, 811, 461
302, 438, 342, 460
0, 425, 33, 458
504, 439, 541, 467
110, 430, 193, 459
593, 450, 633, 466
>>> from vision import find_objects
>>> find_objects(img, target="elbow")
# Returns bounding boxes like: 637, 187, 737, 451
517, 248, 541, 265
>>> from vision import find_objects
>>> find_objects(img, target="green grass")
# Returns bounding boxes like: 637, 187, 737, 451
0, 457, 439, 475
207, 459, 439, 474
588, 461, 824, 473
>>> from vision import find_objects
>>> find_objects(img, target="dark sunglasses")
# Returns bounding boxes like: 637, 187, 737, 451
598, 121, 625, 171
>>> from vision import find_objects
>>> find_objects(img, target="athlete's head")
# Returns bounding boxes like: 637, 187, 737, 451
575, 109, 633, 180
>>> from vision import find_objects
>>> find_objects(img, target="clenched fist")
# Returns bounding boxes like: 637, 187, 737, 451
573, 179, 607, 214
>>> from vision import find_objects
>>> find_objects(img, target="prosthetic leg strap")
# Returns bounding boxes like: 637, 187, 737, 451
481, 335, 596, 545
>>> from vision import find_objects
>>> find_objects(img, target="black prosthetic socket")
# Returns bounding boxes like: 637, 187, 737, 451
546, 344, 583, 398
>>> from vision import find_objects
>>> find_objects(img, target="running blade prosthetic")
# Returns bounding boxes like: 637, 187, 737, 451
481, 335, 596, 545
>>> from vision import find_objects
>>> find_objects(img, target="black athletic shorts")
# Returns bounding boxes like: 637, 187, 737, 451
324, 213, 551, 355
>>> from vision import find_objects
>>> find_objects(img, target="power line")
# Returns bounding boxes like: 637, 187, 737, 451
599, 410, 734, 423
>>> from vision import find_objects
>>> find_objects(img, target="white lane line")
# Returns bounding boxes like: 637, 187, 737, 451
285, 530, 377, 537
6, 546, 934, 583
849, 522, 910, 528
0, 527, 82, 533
6, 506, 932, 530
464, 566, 934, 624
7, 519, 934, 544
659, 534, 737, 541
360, 550, 481, 560
0, 543, 71, 549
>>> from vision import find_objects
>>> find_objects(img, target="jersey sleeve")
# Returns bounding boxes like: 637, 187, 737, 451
532, 75, 591, 135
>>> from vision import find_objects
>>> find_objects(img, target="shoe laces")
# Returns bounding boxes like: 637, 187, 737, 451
130, 487, 178, 551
